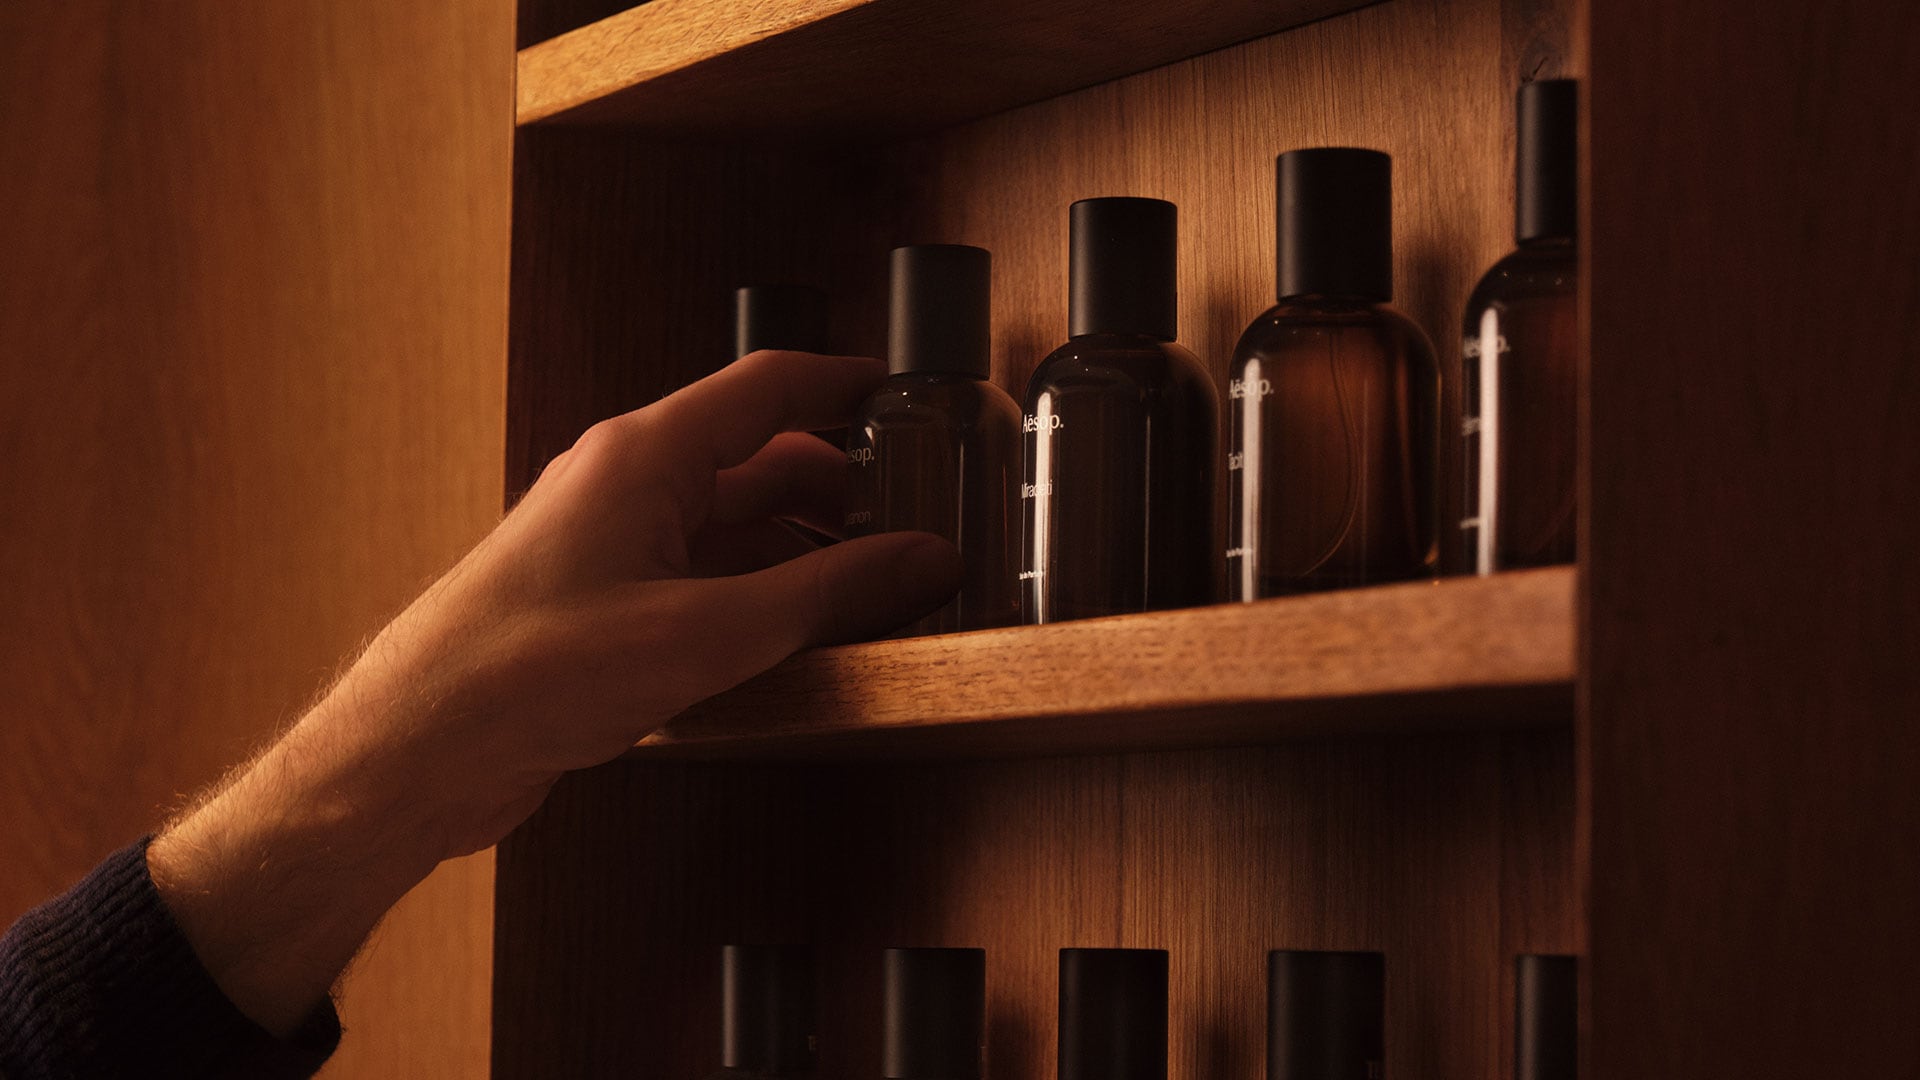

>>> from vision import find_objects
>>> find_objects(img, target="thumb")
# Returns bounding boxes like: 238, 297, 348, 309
692, 532, 963, 681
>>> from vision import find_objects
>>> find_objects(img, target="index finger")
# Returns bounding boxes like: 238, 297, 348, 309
638, 349, 884, 475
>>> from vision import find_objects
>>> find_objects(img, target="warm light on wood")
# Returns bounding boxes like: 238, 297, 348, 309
641, 567, 1575, 757
515, 0, 1368, 131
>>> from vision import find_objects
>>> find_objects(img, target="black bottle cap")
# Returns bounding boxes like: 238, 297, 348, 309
1058, 948, 1168, 1080
1069, 197, 1178, 341
1516, 954, 1578, 1080
1516, 79, 1579, 244
883, 948, 986, 1079
1276, 148, 1393, 303
1267, 949, 1385, 1080
889, 244, 991, 378
721, 944, 816, 1073
734, 284, 829, 360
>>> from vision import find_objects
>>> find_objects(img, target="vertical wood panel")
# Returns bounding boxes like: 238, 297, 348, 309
0, 2, 511, 1075
1586, 0, 1920, 1076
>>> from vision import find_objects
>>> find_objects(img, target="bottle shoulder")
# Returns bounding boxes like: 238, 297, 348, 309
1025, 335, 1213, 401
1464, 245, 1578, 318
854, 372, 1020, 432
1232, 301, 1436, 366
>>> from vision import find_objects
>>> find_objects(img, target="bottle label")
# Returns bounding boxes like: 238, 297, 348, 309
1229, 376, 1272, 399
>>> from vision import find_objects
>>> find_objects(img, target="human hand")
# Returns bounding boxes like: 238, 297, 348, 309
148, 350, 959, 1034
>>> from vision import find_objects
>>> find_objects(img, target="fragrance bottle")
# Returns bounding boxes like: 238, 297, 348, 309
1226, 149, 1440, 598
883, 947, 987, 1080
733, 283, 842, 543
846, 245, 1021, 634
1515, 954, 1577, 1080
733, 284, 829, 359
1057, 948, 1168, 1080
704, 945, 816, 1079
1456, 79, 1580, 573
1268, 949, 1385, 1080
1021, 197, 1217, 623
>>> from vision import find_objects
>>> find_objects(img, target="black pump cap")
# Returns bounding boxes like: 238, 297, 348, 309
1069, 197, 1178, 340
1267, 950, 1385, 1080
889, 245, 991, 378
734, 284, 829, 360
1516, 79, 1579, 243
1276, 148, 1393, 302
721, 945, 816, 1073
883, 948, 986, 1079
1058, 948, 1168, 1080
1516, 954, 1578, 1080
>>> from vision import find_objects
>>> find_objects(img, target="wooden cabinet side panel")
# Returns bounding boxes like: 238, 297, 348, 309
1586, 0, 1920, 1076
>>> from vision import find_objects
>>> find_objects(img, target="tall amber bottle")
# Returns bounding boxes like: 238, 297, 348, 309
846, 245, 1020, 635
1021, 197, 1217, 623
1456, 79, 1580, 573
1227, 148, 1440, 598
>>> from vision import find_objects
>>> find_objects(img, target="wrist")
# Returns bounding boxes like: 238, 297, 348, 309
148, 706, 444, 1036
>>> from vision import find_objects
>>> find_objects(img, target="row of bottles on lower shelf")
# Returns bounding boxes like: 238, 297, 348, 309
730, 80, 1577, 636
707, 945, 1577, 1079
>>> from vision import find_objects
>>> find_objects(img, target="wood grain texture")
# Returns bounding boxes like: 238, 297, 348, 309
0, 3, 510, 1076
1584, 0, 1920, 1077
647, 567, 1575, 758
515, 0, 1373, 131
496, 733, 1576, 1079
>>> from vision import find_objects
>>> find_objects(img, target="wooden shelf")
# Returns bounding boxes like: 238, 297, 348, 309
635, 566, 1576, 758
516, 0, 1372, 132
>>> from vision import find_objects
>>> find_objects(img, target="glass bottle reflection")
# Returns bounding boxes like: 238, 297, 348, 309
1022, 197, 1217, 623
1456, 79, 1580, 573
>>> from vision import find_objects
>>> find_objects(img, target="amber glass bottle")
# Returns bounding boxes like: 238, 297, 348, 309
1456, 79, 1580, 573
846, 245, 1020, 635
1021, 197, 1217, 623
1227, 149, 1440, 598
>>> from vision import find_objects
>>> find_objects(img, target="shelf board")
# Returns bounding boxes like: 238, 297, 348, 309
517, 0, 1374, 132
634, 566, 1577, 759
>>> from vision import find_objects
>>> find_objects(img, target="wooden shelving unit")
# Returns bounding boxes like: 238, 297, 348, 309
644, 568, 1575, 758
495, 0, 1588, 1078
491, 0, 1920, 1078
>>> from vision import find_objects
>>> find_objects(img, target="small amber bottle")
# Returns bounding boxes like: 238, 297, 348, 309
1021, 197, 1217, 623
846, 245, 1021, 635
1227, 148, 1440, 598
1456, 79, 1580, 573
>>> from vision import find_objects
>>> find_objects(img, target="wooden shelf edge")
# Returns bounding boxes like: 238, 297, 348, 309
517, 0, 870, 127
515, 0, 1374, 133
631, 567, 1577, 760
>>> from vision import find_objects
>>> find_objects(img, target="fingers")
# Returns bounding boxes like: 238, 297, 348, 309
644, 350, 883, 475
707, 431, 847, 536
670, 532, 963, 689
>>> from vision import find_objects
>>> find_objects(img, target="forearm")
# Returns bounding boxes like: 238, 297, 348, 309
147, 694, 444, 1037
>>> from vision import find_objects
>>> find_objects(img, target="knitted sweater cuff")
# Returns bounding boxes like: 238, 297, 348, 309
0, 836, 341, 1079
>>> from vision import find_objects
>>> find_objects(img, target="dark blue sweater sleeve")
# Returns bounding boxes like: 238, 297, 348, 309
0, 837, 341, 1079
